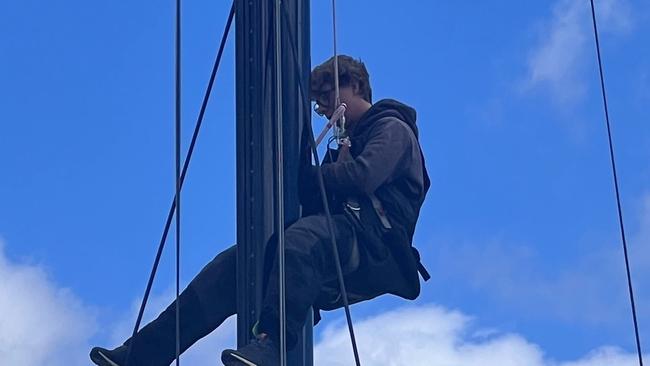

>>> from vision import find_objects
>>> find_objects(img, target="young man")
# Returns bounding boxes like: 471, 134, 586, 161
90, 55, 429, 366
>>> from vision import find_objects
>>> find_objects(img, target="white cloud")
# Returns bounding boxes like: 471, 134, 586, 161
0, 239, 97, 366
0, 236, 644, 366
523, 0, 632, 103
314, 305, 642, 366
179, 316, 236, 365
0, 238, 236, 366
561, 347, 640, 366
106, 286, 178, 346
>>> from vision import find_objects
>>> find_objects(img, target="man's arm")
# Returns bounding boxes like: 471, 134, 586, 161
321, 118, 412, 195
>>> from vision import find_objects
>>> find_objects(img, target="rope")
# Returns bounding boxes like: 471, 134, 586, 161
331, 0, 340, 107
588, 1, 644, 365
124, 4, 235, 365
330, 0, 349, 147
280, 5, 362, 365
315, 103, 347, 147
273, 0, 287, 365
174, 0, 182, 364
328, 0, 361, 363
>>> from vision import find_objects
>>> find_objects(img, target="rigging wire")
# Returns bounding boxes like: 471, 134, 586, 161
273, 0, 288, 365
280, 4, 362, 365
174, 0, 182, 364
124, 4, 235, 365
588, 1, 644, 365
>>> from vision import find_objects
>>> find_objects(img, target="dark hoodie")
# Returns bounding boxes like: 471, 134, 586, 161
321, 99, 430, 242
301, 99, 430, 308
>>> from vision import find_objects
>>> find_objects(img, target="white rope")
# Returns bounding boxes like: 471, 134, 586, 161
330, 0, 350, 147
315, 103, 347, 147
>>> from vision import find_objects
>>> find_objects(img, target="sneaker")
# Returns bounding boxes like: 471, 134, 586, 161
90, 345, 128, 366
221, 336, 280, 366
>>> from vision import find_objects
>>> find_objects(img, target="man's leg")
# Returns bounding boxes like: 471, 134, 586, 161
258, 214, 357, 348
93, 245, 238, 366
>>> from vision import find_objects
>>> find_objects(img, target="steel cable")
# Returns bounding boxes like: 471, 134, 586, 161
273, 0, 288, 364
280, 5, 362, 365
174, 0, 183, 364
589, 1, 644, 365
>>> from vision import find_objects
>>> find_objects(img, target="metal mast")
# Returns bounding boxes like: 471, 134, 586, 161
235, 0, 313, 364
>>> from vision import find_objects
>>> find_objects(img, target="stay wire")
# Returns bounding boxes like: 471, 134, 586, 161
273, 0, 287, 365
124, 4, 235, 365
589, 1, 644, 365
174, 0, 182, 364
280, 5, 362, 366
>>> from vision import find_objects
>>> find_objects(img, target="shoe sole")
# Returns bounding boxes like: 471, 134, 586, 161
223, 352, 258, 366
90, 350, 121, 366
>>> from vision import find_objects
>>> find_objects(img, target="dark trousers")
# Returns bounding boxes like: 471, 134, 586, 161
125, 214, 358, 366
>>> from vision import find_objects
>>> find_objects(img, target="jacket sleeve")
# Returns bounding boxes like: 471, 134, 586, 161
320, 118, 412, 195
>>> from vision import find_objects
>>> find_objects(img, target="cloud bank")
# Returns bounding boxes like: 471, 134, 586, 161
0, 238, 643, 366
314, 305, 642, 366
0, 238, 236, 366
0, 240, 97, 366
523, 0, 632, 103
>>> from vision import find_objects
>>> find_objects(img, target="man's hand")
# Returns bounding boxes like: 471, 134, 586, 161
337, 143, 353, 162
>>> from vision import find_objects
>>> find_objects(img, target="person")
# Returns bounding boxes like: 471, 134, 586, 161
89, 55, 430, 366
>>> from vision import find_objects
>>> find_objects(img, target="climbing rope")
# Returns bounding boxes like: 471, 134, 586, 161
315, 103, 347, 147
280, 3, 362, 365
328, 0, 360, 362
330, 0, 350, 148
124, 4, 235, 365
589, 1, 644, 365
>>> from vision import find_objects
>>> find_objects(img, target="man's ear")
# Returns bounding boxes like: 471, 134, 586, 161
352, 82, 360, 95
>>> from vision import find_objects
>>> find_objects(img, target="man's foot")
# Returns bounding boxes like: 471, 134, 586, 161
221, 336, 280, 366
89, 345, 128, 366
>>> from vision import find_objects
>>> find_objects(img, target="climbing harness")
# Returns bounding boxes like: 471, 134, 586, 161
589, 1, 644, 365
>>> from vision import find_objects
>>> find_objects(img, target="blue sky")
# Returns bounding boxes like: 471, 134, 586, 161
1, 0, 649, 365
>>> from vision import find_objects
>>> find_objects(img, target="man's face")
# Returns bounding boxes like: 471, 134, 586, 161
313, 84, 335, 119
313, 85, 362, 121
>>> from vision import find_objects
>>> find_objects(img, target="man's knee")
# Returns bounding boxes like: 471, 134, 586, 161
286, 215, 329, 241
189, 244, 237, 296
282, 216, 330, 256
200, 245, 236, 274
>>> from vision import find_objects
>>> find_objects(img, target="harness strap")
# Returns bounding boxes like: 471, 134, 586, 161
411, 247, 431, 281
348, 195, 430, 282
369, 193, 392, 230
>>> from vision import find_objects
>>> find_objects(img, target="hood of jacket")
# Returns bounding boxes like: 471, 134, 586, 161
351, 98, 419, 139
